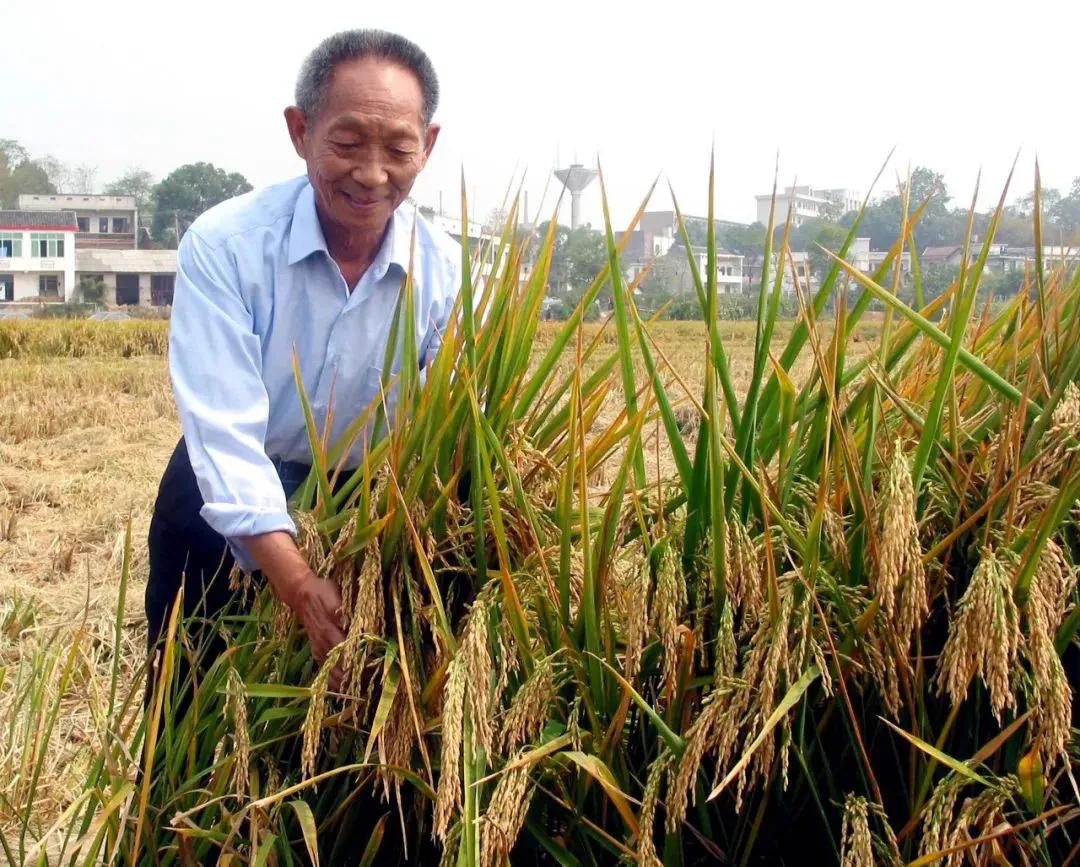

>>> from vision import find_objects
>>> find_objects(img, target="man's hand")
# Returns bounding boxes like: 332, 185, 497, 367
293, 575, 347, 666
237, 531, 346, 688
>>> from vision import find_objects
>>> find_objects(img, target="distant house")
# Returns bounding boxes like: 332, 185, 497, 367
921, 246, 966, 267
867, 248, 912, 276
0, 209, 78, 302
744, 249, 813, 294
6, 193, 178, 308
18, 193, 139, 250
672, 244, 743, 294
754, 186, 861, 228
74, 248, 178, 306
620, 211, 744, 295
920, 243, 1072, 276
996, 245, 1077, 273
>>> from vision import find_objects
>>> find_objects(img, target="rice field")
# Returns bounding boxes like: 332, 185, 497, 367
0, 168, 1077, 866
0, 322, 806, 838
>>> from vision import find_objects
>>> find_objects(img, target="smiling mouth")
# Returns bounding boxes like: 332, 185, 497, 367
341, 191, 383, 211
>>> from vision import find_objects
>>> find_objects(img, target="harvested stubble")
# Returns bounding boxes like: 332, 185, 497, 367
2, 162, 1078, 867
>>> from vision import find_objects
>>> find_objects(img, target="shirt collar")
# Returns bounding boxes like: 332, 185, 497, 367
287, 182, 327, 266
288, 181, 417, 285
371, 204, 416, 284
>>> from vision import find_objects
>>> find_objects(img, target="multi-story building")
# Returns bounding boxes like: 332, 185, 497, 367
18, 193, 138, 249
624, 244, 744, 295
754, 186, 861, 227
620, 211, 745, 295
678, 245, 744, 294
743, 250, 813, 293
4, 194, 180, 308
0, 210, 78, 302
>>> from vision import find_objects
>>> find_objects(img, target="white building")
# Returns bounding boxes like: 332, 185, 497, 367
867, 248, 912, 276
849, 237, 871, 272
681, 246, 744, 293
0, 210, 78, 302
744, 250, 813, 294
74, 248, 178, 306
624, 243, 744, 295
755, 186, 861, 227
18, 193, 138, 249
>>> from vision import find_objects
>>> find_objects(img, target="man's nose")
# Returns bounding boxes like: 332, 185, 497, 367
352, 157, 389, 190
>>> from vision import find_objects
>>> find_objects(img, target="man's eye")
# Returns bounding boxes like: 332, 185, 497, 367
332, 140, 359, 149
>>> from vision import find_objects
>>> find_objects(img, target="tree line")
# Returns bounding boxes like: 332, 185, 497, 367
0, 139, 252, 248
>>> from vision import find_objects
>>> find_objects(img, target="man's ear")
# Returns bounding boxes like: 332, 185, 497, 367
284, 106, 309, 160
419, 123, 441, 168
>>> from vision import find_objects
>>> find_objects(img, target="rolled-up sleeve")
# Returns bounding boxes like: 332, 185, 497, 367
169, 229, 295, 570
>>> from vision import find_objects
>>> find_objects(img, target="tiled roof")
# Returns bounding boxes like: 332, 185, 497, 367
0, 210, 79, 230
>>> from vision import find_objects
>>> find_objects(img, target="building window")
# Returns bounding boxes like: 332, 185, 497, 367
39, 275, 60, 297
0, 274, 13, 301
29, 233, 65, 257
112, 217, 131, 233
115, 273, 140, 305
0, 232, 22, 257
77, 217, 90, 233
99, 217, 109, 233
151, 274, 175, 306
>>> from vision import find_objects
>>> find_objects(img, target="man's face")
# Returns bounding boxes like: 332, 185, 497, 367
285, 57, 440, 240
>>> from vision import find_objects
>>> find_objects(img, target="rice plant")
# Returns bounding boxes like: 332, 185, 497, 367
0, 320, 168, 359
4, 159, 1078, 866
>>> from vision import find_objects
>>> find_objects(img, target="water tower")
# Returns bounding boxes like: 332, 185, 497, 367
554, 163, 598, 230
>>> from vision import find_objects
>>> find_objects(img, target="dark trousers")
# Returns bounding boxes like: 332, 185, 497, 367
145, 438, 311, 694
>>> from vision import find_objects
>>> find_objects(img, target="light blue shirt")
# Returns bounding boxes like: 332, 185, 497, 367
169, 176, 460, 568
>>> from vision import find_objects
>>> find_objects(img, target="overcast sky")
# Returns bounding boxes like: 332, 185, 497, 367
5, 0, 1079, 228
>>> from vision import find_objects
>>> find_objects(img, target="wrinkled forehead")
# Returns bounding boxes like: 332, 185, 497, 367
318, 57, 427, 129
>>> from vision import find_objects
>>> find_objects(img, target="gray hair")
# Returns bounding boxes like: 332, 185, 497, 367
295, 29, 439, 125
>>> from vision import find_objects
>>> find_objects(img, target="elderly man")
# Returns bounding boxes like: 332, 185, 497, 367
145, 30, 459, 687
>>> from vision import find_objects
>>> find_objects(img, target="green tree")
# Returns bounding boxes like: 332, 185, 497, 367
920, 263, 960, 301
807, 223, 849, 278
636, 252, 684, 311
537, 222, 607, 295
151, 162, 253, 244
1008, 180, 1080, 242
842, 166, 966, 251
0, 139, 56, 208
819, 197, 845, 222
1011, 187, 1062, 219
1051, 177, 1080, 239
992, 209, 1034, 246
104, 169, 156, 228
722, 222, 767, 257
908, 166, 949, 216
787, 217, 833, 252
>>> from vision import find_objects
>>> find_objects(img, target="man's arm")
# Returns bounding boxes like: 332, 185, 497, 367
170, 230, 343, 663
236, 532, 345, 664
